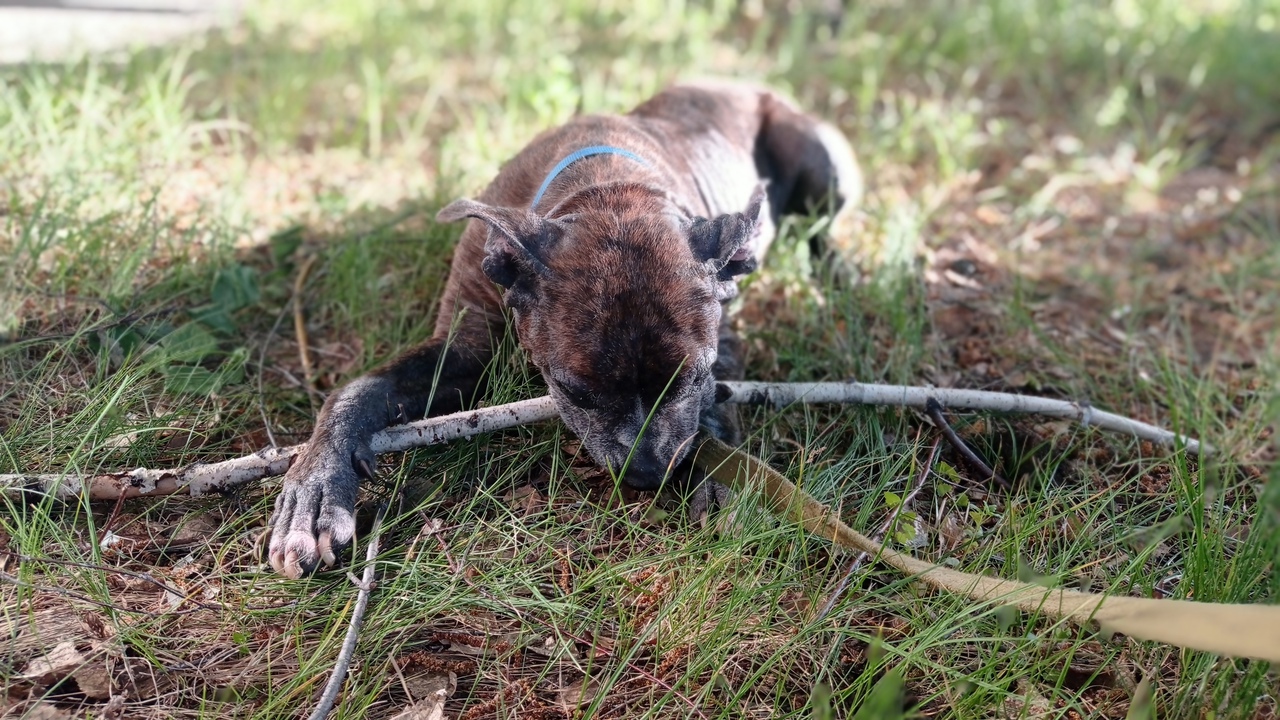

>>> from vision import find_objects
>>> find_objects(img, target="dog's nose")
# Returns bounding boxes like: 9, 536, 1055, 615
617, 452, 673, 491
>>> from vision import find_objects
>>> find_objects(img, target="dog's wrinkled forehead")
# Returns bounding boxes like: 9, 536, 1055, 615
434, 183, 766, 389
538, 213, 720, 398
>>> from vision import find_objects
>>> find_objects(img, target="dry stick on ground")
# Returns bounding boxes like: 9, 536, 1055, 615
813, 435, 942, 623
6, 384, 1269, 667
292, 253, 322, 413
96, 491, 130, 546
307, 502, 388, 720
691, 435, 1280, 664
924, 396, 1010, 490
0, 381, 1208, 500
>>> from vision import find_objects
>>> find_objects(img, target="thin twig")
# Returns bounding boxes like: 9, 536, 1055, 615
812, 436, 941, 623
292, 253, 322, 413
96, 492, 130, 546
925, 396, 1010, 490
307, 502, 387, 720
1, 381, 1208, 500
717, 381, 1208, 456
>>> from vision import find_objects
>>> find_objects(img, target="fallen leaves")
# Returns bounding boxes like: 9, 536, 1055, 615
556, 676, 602, 712
18, 640, 114, 700
391, 671, 456, 720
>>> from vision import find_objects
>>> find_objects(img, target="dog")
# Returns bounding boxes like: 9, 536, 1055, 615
268, 79, 862, 578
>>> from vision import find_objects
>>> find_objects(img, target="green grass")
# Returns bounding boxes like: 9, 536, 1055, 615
2, 0, 1278, 717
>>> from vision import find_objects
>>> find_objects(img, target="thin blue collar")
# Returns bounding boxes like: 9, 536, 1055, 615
531, 145, 651, 209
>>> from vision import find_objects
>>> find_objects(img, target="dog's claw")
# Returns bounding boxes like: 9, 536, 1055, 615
283, 550, 304, 580
266, 442, 363, 578
317, 531, 338, 568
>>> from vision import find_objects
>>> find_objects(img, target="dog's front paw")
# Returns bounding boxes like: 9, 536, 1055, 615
687, 474, 736, 529
267, 442, 371, 579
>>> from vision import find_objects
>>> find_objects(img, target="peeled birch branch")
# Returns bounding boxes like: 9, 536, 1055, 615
1, 381, 1206, 500
718, 381, 1208, 455
0, 397, 560, 501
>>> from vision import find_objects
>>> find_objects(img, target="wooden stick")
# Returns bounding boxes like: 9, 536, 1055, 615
924, 397, 1010, 489
0, 397, 560, 500
292, 254, 322, 413
716, 381, 1208, 456
307, 502, 387, 720
0, 381, 1207, 500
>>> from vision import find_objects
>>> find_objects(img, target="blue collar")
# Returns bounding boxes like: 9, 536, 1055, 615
531, 145, 651, 209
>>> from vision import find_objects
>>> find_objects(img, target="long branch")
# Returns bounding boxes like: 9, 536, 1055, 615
0, 381, 1207, 500
717, 381, 1208, 455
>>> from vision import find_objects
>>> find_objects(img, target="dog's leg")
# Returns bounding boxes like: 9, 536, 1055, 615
758, 93, 864, 265
267, 325, 492, 579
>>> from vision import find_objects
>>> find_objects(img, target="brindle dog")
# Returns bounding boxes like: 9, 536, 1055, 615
267, 80, 863, 578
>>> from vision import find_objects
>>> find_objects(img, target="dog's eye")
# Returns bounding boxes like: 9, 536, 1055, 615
553, 379, 599, 410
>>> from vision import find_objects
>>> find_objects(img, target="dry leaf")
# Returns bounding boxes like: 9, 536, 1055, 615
101, 694, 127, 720
403, 670, 457, 703
394, 671, 455, 719
525, 634, 573, 658
21, 641, 84, 683
779, 589, 812, 618
390, 695, 448, 720
9, 702, 73, 720
501, 485, 544, 516
20, 640, 113, 698
938, 514, 965, 553
73, 659, 114, 700
443, 631, 523, 657
558, 677, 602, 711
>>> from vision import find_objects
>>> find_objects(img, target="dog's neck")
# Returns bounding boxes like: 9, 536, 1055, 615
532, 145, 653, 210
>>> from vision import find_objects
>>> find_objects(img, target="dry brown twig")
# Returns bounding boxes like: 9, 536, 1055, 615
307, 502, 388, 720
0, 381, 1208, 500
292, 253, 322, 413
924, 396, 1010, 490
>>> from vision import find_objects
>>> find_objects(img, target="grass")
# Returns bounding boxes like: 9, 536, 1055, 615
1, 0, 1278, 717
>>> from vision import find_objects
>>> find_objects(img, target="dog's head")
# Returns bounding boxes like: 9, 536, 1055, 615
437, 183, 764, 490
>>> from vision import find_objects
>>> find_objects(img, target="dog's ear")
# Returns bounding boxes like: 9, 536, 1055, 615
687, 183, 766, 284
437, 199, 561, 294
